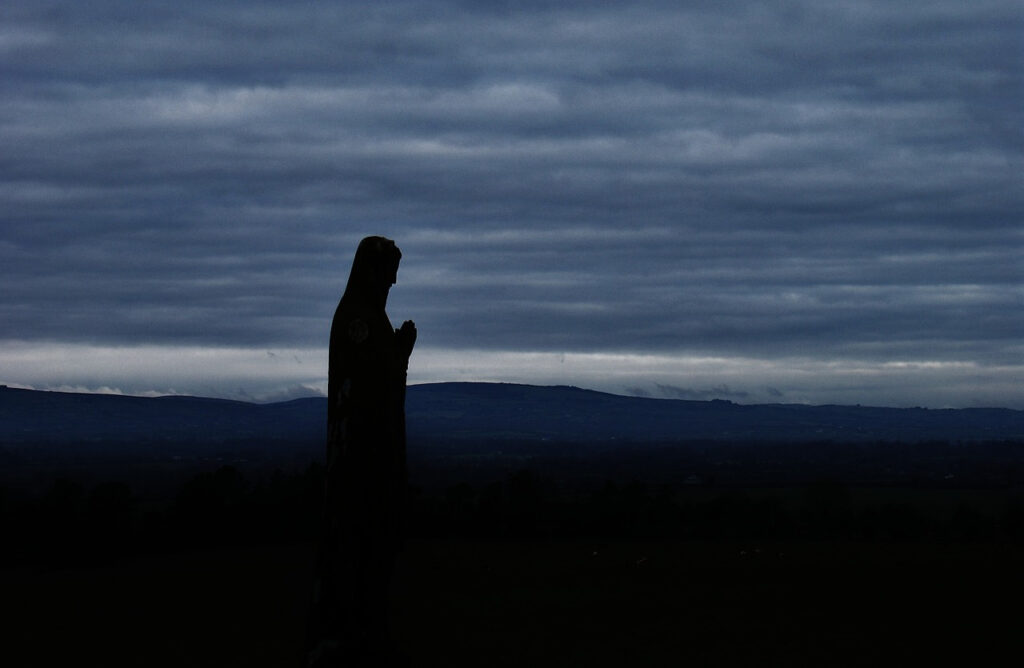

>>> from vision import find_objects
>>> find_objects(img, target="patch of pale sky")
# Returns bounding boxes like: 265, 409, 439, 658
3, 342, 1021, 409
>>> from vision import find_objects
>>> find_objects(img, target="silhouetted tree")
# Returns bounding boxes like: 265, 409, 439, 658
85, 481, 136, 555
173, 465, 249, 544
801, 481, 852, 537
38, 478, 86, 562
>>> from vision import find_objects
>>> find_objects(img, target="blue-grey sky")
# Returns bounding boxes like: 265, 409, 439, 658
1, 1, 1021, 407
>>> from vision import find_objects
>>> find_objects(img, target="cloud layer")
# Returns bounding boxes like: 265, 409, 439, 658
1, 1, 1021, 406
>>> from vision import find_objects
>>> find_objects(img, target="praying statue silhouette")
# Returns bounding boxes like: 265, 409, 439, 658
307, 236, 416, 667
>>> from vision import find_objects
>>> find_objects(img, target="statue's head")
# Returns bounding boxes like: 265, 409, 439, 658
345, 236, 402, 303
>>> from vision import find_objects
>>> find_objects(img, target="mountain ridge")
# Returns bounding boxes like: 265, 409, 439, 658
1, 381, 1022, 446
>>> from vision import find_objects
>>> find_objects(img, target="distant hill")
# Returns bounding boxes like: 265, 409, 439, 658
0, 385, 322, 446
1, 382, 1022, 449
408, 383, 1024, 443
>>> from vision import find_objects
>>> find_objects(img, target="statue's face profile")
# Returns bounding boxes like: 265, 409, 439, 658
349, 236, 402, 303
369, 238, 400, 293
380, 251, 399, 287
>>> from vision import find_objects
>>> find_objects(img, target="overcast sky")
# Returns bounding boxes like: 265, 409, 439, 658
1, 1, 1021, 408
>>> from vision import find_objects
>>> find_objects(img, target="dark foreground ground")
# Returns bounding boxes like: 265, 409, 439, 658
6, 537, 1023, 667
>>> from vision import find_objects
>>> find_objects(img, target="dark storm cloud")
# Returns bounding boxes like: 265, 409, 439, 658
1, 1, 1021, 402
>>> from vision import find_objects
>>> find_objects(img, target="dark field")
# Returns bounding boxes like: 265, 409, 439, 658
7, 536, 1023, 667
6, 433, 1024, 666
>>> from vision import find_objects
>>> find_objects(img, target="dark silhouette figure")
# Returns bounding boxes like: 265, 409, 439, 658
307, 236, 416, 667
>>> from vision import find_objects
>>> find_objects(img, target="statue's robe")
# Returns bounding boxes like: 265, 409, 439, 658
308, 237, 411, 667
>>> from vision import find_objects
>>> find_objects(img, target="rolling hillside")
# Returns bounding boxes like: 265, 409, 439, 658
1, 382, 1022, 448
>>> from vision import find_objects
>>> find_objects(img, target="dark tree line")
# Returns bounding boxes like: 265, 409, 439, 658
0, 464, 324, 567
409, 473, 1024, 543
5, 459, 1024, 568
